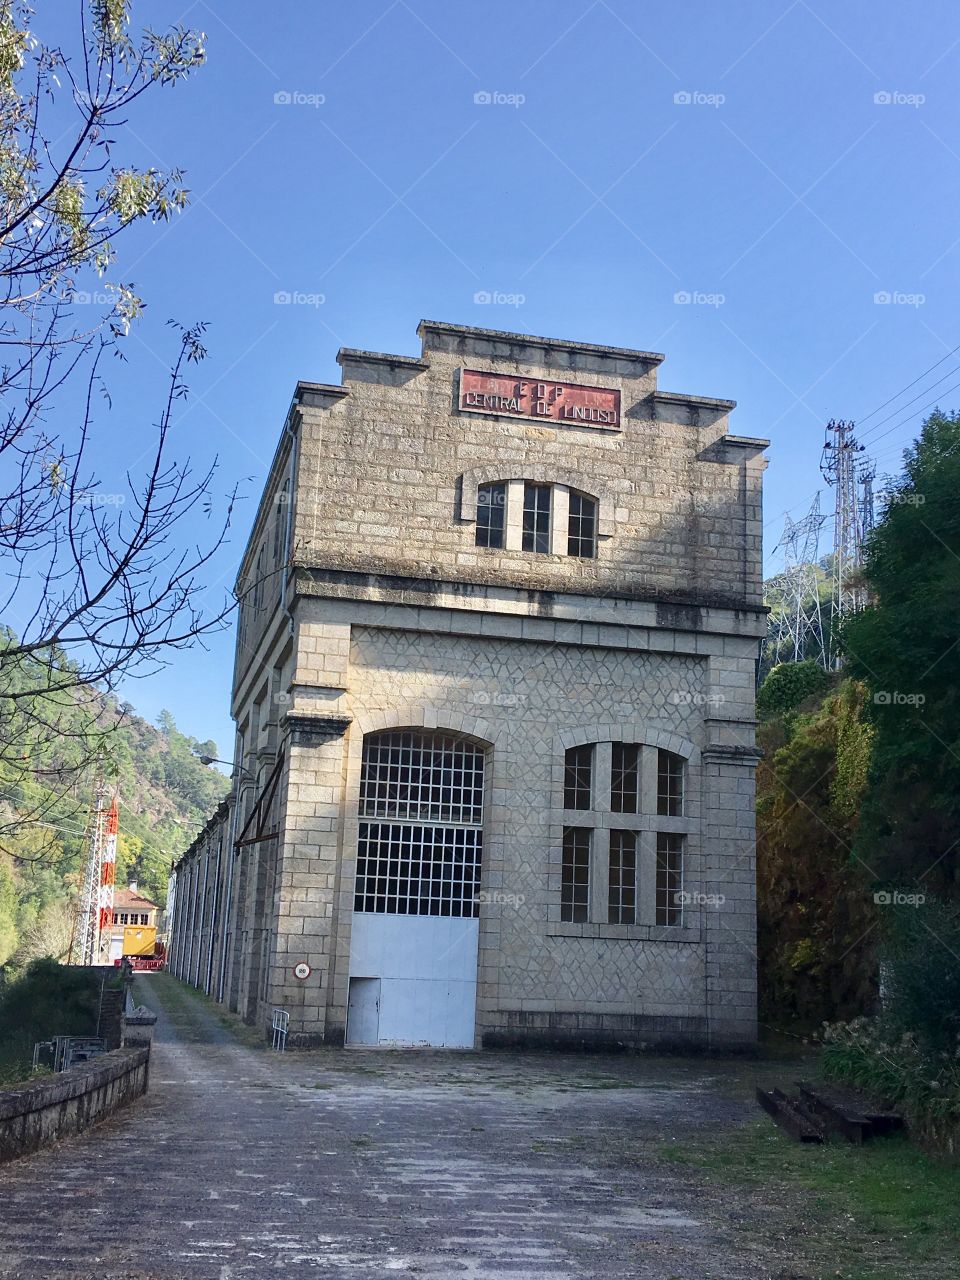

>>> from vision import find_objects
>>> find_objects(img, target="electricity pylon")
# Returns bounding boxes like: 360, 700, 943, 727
769, 494, 827, 668
821, 420, 868, 666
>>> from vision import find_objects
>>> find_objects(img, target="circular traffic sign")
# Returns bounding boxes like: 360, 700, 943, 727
293, 962, 311, 980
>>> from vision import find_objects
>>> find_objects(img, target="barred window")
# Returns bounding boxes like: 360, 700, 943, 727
611, 743, 640, 813
355, 823, 482, 917
563, 744, 593, 810
476, 481, 506, 549
657, 750, 684, 816
356, 731, 485, 918
561, 828, 590, 922
608, 831, 637, 925
359, 731, 484, 824
567, 492, 597, 558
522, 482, 551, 553
656, 833, 684, 926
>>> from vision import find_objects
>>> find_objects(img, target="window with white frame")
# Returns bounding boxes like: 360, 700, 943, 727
476, 481, 507, 548
522, 482, 552, 553
560, 742, 690, 928
567, 490, 597, 558
472, 480, 599, 558
355, 731, 485, 917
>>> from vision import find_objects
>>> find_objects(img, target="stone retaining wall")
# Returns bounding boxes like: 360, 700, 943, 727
0, 1046, 149, 1163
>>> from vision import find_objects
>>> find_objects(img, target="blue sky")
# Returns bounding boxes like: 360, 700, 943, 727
72, 0, 960, 756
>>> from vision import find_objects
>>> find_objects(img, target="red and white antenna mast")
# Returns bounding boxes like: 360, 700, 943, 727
70, 783, 119, 965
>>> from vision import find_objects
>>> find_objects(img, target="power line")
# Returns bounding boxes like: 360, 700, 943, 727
858, 363, 960, 445
855, 338, 960, 433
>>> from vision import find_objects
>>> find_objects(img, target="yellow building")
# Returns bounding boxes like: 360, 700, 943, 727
108, 884, 161, 963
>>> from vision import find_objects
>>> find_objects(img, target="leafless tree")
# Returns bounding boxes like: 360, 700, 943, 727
0, 3, 239, 856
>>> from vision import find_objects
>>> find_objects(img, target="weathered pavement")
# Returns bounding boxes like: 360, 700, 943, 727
0, 974, 804, 1280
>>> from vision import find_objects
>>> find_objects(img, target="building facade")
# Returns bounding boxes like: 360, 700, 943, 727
107, 884, 161, 962
169, 320, 768, 1051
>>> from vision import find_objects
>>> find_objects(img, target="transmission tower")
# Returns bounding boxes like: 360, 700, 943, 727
70, 784, 118, 965
820, 419, 867, 665
770, 494, 828, 668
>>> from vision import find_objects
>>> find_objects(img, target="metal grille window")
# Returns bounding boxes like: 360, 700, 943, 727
564, 744, 593, 809
522, 482, 552, 553
356, 731, 485, 917
360, 731, 484, 824
656, 833, 684, 926
355, 823, 482, 917
657, 750, 684, 816
610, 743, 640, 813
608, 831, 637, 924
567, 491, 597, 558
561, 828, 591, 922
476, 481, 507, 549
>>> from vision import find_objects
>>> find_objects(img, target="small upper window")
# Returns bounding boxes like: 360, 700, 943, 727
568, 492, 597, 559
564, 744, 593, 810
611, 743, 640, 814
476, 482, 506, 549
522, 482, 551, 553
657, 750, 684, 816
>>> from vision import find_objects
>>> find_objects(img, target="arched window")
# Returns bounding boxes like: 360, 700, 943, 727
355, 731, 485, 918
471, 480, 599, 558
560, 743, 689, 927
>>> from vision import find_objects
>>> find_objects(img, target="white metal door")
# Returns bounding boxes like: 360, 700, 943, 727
349, 914, 478, 1048
346, 976, 381, 1045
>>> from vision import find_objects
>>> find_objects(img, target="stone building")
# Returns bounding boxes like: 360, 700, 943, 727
168, 320, 768, 1051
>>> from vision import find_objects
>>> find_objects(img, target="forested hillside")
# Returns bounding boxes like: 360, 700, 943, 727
0, 652, 230, 969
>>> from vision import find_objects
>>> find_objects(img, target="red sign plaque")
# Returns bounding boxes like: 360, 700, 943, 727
459, 369, 620, 428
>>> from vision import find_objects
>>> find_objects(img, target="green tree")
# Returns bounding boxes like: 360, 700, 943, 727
756, 679, 877, 1027
843, 411, 960, 898
757, 659, 831, 721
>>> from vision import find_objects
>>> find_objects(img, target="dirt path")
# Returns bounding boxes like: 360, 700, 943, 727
0, 973, 813, 1279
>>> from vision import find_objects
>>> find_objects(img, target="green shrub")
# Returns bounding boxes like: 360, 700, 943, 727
879, 900, 960, 1053
0, 958, 101, 1078
757, 660, 831, 720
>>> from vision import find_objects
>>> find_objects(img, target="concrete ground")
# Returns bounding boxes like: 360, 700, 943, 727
0, 974, 812, 1280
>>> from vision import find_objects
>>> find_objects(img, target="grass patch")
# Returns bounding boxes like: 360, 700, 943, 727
660, 1119, 960, 1280
141, 971, 267, 1050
